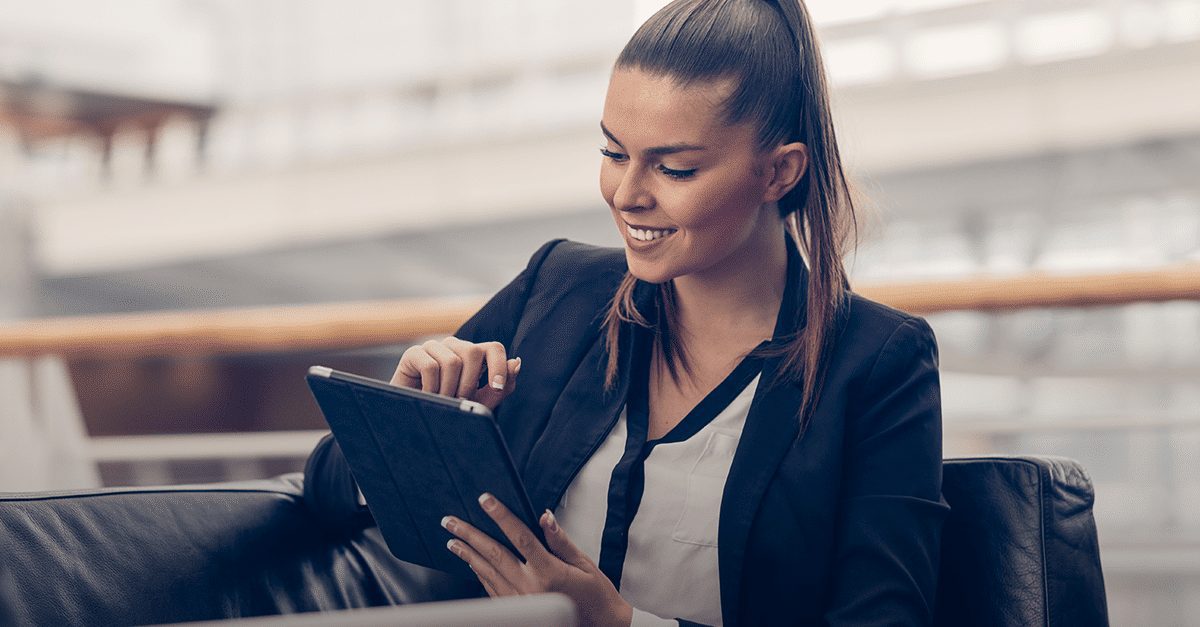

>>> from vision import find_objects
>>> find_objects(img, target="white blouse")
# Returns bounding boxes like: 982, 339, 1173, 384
553, 370, 762, 627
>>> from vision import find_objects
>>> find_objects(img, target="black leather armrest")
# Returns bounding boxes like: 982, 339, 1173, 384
0, 474, 467, 626
936, 456, 1109, 627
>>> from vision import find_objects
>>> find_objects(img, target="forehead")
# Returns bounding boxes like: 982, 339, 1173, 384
602, 68, 747, 145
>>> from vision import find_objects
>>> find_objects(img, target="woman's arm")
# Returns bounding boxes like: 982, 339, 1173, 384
823, 317, 951, 626
301, 238, 565, 532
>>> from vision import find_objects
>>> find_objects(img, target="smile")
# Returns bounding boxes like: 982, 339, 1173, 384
625, 223, 678, 242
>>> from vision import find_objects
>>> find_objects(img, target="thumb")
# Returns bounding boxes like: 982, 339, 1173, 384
474, 357, 521, 411
540, 509, 593, 571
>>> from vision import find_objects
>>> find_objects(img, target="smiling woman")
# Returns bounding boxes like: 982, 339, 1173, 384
305, 1, 947, 626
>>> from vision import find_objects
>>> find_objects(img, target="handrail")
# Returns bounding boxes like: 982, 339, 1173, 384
2, 263, 1199, 359
0, 296, 487, 359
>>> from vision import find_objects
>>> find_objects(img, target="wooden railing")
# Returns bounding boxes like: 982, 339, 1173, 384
3, 263, 1199, 359
4, 263, 1199, 475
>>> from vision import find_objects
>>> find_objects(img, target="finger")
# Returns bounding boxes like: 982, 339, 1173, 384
423, 340, 463, 398
479, 576, 499, 598
477, 492, 550, 568
473, 357, 521, 412
447, 539, 517, 596
445, 338, 486, 401
479, 342, 509, 393
540, 509, 593, 571
390, 346, 424, 388
393, 347, 438, 393
442, 514, 527, 586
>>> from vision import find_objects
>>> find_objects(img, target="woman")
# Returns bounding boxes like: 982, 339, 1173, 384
305, 0, 949, 625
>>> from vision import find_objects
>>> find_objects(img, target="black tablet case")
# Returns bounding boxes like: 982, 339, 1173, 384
306, 369, 544, 578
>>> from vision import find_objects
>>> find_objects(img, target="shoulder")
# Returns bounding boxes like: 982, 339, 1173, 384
509, 238, 628, 342
823, 293, 942, 444
522, 238, 628, 299
530, 238, 627, 279
837, 291, 939, 379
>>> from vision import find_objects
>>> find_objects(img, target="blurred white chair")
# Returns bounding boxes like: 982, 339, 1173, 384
0, 206, 99, 491
0, 356, 100, 491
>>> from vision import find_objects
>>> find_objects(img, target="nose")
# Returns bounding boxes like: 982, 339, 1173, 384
611, 165, 654, 214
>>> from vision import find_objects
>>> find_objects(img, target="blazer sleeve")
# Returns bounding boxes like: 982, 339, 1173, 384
302, 238, 565, 532
823, 317, 951, 626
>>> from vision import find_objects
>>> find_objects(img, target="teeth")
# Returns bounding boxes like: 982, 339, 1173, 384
626, 224, 676, 242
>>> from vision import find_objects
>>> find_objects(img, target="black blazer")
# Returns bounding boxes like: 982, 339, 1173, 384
305, 237, 950, 626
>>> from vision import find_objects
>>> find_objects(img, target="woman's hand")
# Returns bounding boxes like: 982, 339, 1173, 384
390, 337, 521, 411
442, 493, 633, 627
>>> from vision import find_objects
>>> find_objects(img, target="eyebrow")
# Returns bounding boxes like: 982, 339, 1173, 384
601, 121, 706, 157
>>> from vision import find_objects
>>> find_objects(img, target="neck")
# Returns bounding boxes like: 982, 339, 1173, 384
669, 224, 789, 348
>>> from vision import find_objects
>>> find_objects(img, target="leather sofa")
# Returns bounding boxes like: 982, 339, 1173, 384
0, 455, 1109, 626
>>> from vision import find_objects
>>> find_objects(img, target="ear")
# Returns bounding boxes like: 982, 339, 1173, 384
763, 142, 809, 203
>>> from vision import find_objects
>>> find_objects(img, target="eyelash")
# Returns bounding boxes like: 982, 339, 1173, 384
599, 148, 697, 180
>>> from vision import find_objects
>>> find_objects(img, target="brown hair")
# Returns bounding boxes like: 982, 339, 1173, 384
601, 0, 858, 432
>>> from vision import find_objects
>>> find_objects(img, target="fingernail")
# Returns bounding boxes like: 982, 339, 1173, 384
543, 509, 558, 532
478, 493, 496, 511
446, 539, 460, 554
513, 357, 522, 374
491, 374, 505, 390
440, 515, 456, 532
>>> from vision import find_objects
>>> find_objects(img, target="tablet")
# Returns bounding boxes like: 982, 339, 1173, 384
305, 366, 544, 578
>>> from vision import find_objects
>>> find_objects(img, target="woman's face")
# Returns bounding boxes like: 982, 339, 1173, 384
599, 68, 782, 285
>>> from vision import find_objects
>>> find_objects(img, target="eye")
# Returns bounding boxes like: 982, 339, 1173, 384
599, 147, 628, 162
658, 164, 697, 180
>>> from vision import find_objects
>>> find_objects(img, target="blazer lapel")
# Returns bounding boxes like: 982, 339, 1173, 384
717, 365, 805, 627
717, 234, 810, 627
522, 282, 654, 513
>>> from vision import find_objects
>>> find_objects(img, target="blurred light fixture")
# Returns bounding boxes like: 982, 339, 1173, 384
1163, 0, 1200, 42
1118, 2, 1165, 49
824, 36, 897, 86
1016, 9, 1115, 65
904, 21, 1007, 78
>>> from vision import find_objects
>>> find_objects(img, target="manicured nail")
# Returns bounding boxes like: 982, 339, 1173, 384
446, 539, 460, 554
543, 509, 559, 532
440, 515, 455, 532
478, 493, 496, 511
513, 357, 522, 374
491, 374, 505, 390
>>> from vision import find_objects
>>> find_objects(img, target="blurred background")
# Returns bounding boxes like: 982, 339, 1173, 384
0, 0, 1198, 623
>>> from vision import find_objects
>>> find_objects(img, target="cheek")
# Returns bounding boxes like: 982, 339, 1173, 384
598, 162, 619, 207
668, 177, 758, 232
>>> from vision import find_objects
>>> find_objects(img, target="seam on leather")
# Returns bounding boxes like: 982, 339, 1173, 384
943, 456, 1049, 465
1039, 461, 1052, 626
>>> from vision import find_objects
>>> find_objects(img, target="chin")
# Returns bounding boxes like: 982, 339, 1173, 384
624, 251, 675, 285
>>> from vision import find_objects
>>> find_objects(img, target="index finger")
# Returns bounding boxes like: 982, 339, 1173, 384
478, 342, 509, 392
478, 492, 549, 567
